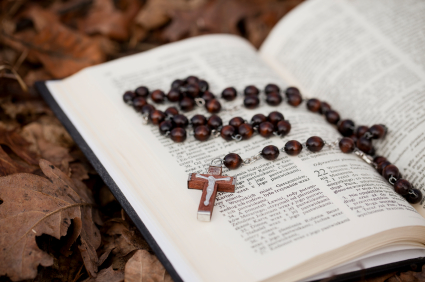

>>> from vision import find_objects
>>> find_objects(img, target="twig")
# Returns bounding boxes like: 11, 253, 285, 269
0, 64, 28, 92
13, 49, 28, 71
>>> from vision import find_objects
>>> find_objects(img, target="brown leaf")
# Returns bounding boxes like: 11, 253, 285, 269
387, 265, 425, 282
0, 98, 51, 120
0, 146, 34, 176
0, 126, 39, 166
0, 159, 100, 281
124, 250, 172, 282
83, 266, 124, 282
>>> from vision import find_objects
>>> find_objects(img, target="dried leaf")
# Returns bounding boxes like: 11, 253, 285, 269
0, 159, 100, 281
124, 250, 172, 282
387, 265, 425, 282
0, 127, 39, 165
83, 266, 124, 282
0, 146, 34, 176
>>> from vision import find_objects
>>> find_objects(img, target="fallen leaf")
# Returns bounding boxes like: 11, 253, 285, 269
70, 162, 90, 180
387, 265, 425, 282
0, 126, 39, 165
0, 159, 100, 281
0, 146, 34, 176
124, 250, 172, 282
83, 266, 124, 282
0, 98, 51, 120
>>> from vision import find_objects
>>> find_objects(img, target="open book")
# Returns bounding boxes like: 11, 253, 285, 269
35, 0, 425, 281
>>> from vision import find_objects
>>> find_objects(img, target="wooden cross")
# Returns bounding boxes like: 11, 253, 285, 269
188, 166, 236, 222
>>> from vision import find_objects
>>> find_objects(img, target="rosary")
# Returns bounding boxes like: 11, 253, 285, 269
122, 75, 422, 221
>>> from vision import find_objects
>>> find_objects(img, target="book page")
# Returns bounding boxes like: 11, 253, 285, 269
260, 0, 425, 215
45, 34, 425, 282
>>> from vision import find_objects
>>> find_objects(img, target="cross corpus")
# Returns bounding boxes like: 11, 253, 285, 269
188, 166, 236, 222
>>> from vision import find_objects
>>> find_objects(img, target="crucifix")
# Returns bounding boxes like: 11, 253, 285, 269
188, 165, 236, 222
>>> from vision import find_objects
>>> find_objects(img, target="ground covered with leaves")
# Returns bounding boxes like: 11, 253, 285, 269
0, 0, 425, 281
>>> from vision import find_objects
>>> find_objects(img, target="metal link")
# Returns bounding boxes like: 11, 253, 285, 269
141, 113, 149, 125
325, 138, 341, 149
232, 134, 242, 142
194, 98, 206, 107
164, 131, 170, 137
353, 148, 377, 169
408, 189, 418, 197
211, 128, 221, 138
273, 131, 282, 137
242, 152, 263, 166
210, 158, 223, 166
389, 176, 397, 185
363, 132, 373, 139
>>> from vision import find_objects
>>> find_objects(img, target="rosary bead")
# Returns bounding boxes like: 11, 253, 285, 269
185, 75, 199, 85
261, 145, 280, 160
356, 126, 369, 138
149, 110, 166, 125
338, 119, 355, 137
159, 120, 174, 135
173, 114, 189, 128
229, 117, 245, 131
132, 97, 147, 111
123, 91, 135, 104
223, 153, 243, 170
325, 110, 340, 125
167, 89, 182, 102
201, 91, 215, 103
184, 84, 200, 99
319, 102, 331, 115
276, 120, 291, 136
357, 137, 373, 153
198, 79, 209, 92
221, 87, 237, 101
405, 189, 422, 204
258, 122, 275, 138
377, 160, 391, 174
191, 114, 207, 128
165, 106, 179, 116
339, 137, 355, 153
207, 115, 223, 130
238, 124, 254, 140
266, 93, 282, 106
306, 98, 321, 113
306, 136, 325, 152
382, 164, 400, 180
135, 86, 149, 97
394, 179, 411, 195
251, 114, 267, 127
244, 96, 260, 109
206, 99, 221, 114
265, 84, 280, 94
285, 87, 302, 107
151, 90, 165, 103
373, 156, 387, 165
170, 127, 187, 143
220, 125, 235, 141
268, 111, 284, 126
179, 97, 195, 112
171, 79, 184, 89
194, 125, 211, 141
244, 85, 260, 96
284, 140, 303, 156
368, 124, 386, 139
141, 104, 155, 115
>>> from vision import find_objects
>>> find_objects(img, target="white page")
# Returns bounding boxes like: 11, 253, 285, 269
46, 35, 425, 282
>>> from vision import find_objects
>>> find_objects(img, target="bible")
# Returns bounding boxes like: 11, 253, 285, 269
35, 0, 425, 281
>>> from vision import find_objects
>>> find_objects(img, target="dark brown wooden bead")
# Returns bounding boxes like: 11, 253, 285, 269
190, 114, 207, 128
266, 93, 282, 106
261, 145, 280, 160
149, 110, 166, 125
405, 188, 422, 204
141, 104, 155, 115
265, 84, 280, 94
185, 75, 199, 85
276, 120, 291, 136
207, 115, 223, 130
338, 137, 355, 153
223, 153, 242, 170
159, 120, 174, 135
167, 89, 182, 102
173, 114, 189, 128
258, 122, 274, 138
368, 146, 376, 157
184, 84, 200, 99
229, 117, 245, 131
306, 136, 325, 152
284, 140, 303, 156
319, 102, 331, 115
368, 124, 386, 139
251, 114, 267, 127
306, 98, 321, 112
198, 80, 209, 92
170, 128, 186, 143
382, 164, 400, 180
373, 156, 387, 165
348, 134, 358, 145
132, 97, 147, 111
179, 97, 195, 112
220, 125, 235, 141
377, 160, 391, 174
285, 87, 302, 107
164, 106, 179, 117
238, 124, 254, 140
244, 85, 259, 96
194, 125, 211, 141
357, 137, 372, 153
221, 87, 237, 101
338, 119, 355, 137
325, 110, 340, 124
394, 179, 411, 195
123, 91, 135, 104
244, 96, 260, 109
135, 86, 149, 97
206, 99, 221, 114
171, 79, 184, 89
151, 90, 165, 103
201, 91, 215, 103
268, 111, 284, 126
285, 87, 300, 96
356, 126, 369, 138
